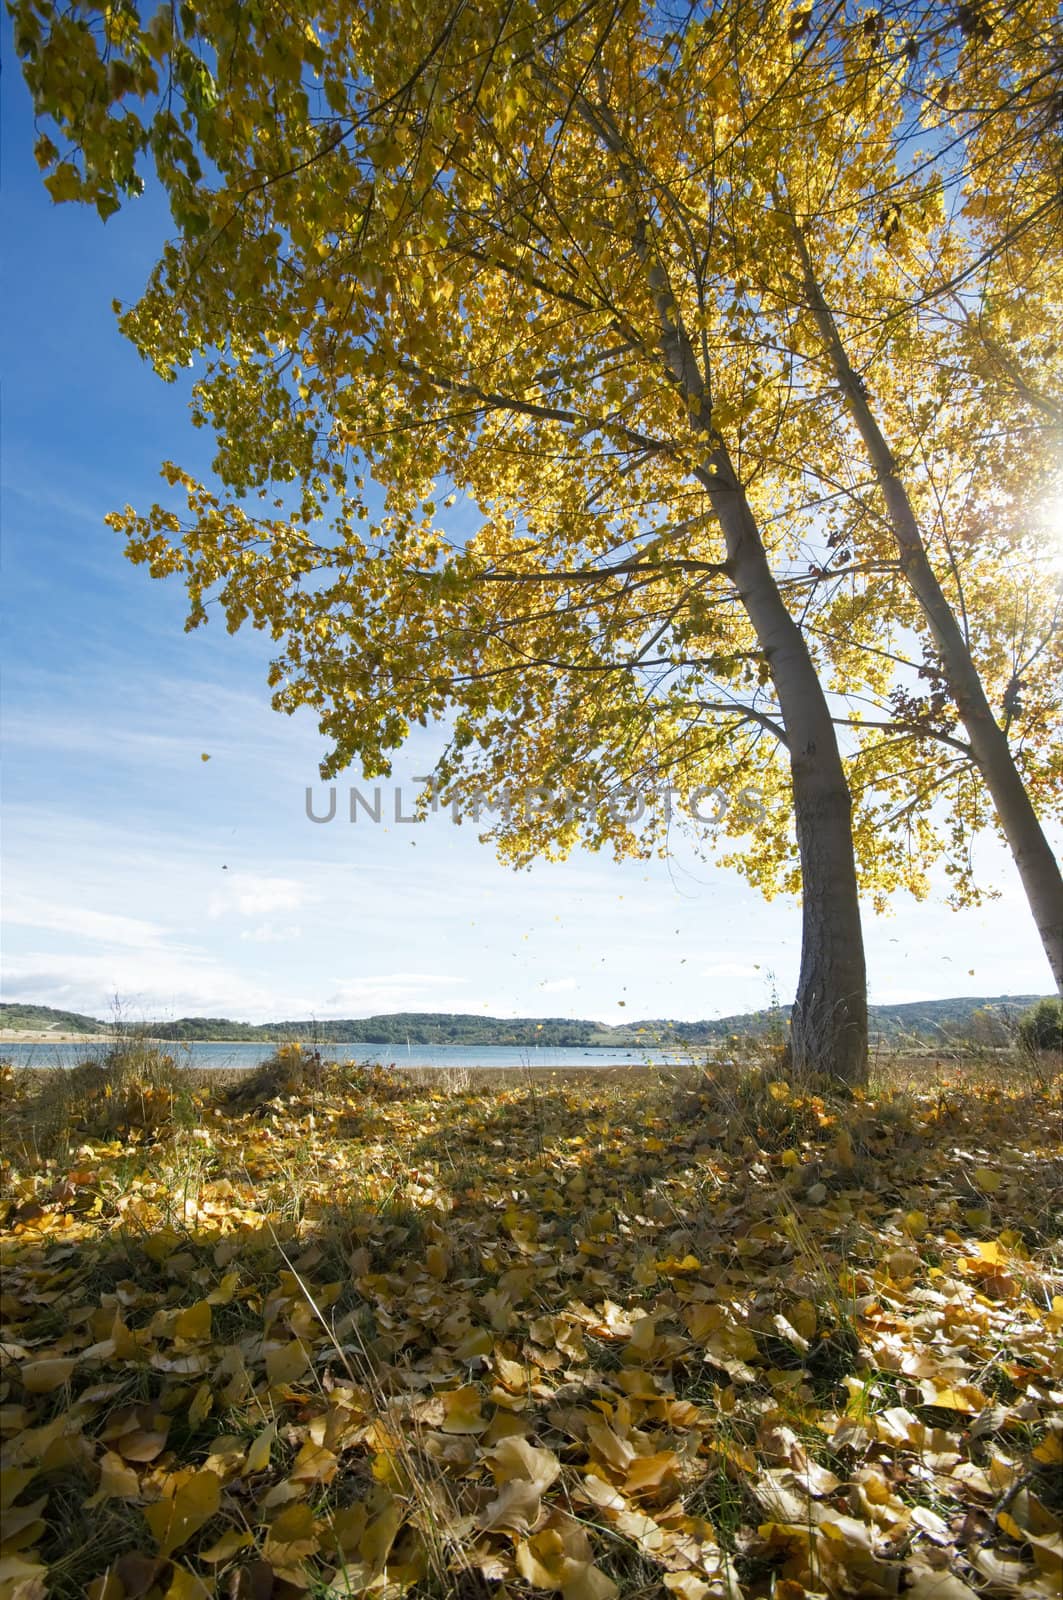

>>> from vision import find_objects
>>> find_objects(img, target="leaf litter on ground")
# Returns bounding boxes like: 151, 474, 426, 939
0, 1047, 1060, 1600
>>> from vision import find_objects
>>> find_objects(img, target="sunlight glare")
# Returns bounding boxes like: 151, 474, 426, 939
1036, 489, 1063, 574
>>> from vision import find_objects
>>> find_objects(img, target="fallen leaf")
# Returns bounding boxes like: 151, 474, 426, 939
143, 1469, 222, 1557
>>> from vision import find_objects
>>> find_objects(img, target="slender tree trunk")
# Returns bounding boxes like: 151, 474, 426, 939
576, 95, 869, 1080
791, 224, 1063, 992
697, 450, 869, 1083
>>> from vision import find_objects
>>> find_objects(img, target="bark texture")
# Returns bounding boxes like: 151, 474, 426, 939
699, 454, 870, 1083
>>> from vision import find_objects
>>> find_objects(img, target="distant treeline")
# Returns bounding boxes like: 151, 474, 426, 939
1, 997, 1049, 1047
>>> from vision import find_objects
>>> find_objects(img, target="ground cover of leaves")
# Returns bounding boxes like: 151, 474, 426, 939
1, 1051, 1061, 1600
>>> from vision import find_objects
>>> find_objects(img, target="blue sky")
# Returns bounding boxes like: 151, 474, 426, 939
1, 33, 1057, 1025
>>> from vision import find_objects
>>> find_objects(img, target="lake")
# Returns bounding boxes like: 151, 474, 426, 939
0, 1040, 703, 1072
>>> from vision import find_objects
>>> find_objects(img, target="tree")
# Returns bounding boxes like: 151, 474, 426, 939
13, 2, 1060, 1070
14, 0, 885, 1079
750, 1, 1063, 987
1018, 997, 1063, 1053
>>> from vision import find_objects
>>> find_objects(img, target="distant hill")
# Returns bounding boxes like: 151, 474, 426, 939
0, 1003, 103, 1034
1, 996, 1050, 1047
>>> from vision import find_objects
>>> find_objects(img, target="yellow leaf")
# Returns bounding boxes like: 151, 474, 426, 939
20, 1358, 76, 1394
625, 1451, 680, 1496
143, 1469, 221, 1557
245, 1422, 277, 1475
888, 1247, 922, 1281
919, 1380, 986, 1413
834, 1128, 855, 1170
1033, 1433, 1063, 1465
440, 1384, 488, 1434
516, 1530, 565, 1588
188, 1384, 212, 1428
0, 1494, 47, 1552
425, 1243, 449, 1279
973, 1167, 1002, 1194
0, 1471, 37, 1511
290, 1440, 338, 1484
359, 1499, 404, 1571
87, 1452, 141, 1506
87, 1571, 126, 1600
562, 1562, 619, 1600
454, 1325, 493, 1360
262, 1501, 319, 1567
903, 1210, 928, 1239
479, 1477, 543, 1533
975, 1240, 1007, 1265
664, 1576, 713, 1600
0, 1554, 49, 1592
587, 1421, 634, 1472
199, 1529, 254, 1562
265, 1340, 309, 1386
174, 1302, 212, 1342
327, 1502, 368, 1556
791, 1300, 819, 1341
206, 1271, 240, 1306
115, 1428, 168, 1462
488, 1435, 561, 1493
164, 1566, 212, 1599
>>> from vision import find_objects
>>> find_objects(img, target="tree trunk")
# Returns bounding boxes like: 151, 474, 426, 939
579, 99, 869, 1081
791, 224, 1063, 993
698, 451, 870, 1083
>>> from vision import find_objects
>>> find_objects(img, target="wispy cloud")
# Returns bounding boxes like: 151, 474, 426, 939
208, 874, 311, 920
239, 923, 304, 944
320, 974, 470, 1016
3, 895, 169, 949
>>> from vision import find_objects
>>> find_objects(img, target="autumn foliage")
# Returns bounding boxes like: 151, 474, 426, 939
1, 1050, 1061, 1599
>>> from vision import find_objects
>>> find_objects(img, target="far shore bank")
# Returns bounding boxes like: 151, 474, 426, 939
1, 1031, 115, 1044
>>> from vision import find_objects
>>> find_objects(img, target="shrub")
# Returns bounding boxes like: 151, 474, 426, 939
1018, 998, 1063, 1054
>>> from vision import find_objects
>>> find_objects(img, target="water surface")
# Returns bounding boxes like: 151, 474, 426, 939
1, 1040, 700, 1072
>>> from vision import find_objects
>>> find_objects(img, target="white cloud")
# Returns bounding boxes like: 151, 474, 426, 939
3, 895, 168, 948
320, 974, 470, 1016
0, 948, 292, 1021
208, 874, 310, 919
539, 977, 578, 993
702, 961, 761, 979
239, 923, 304, 944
